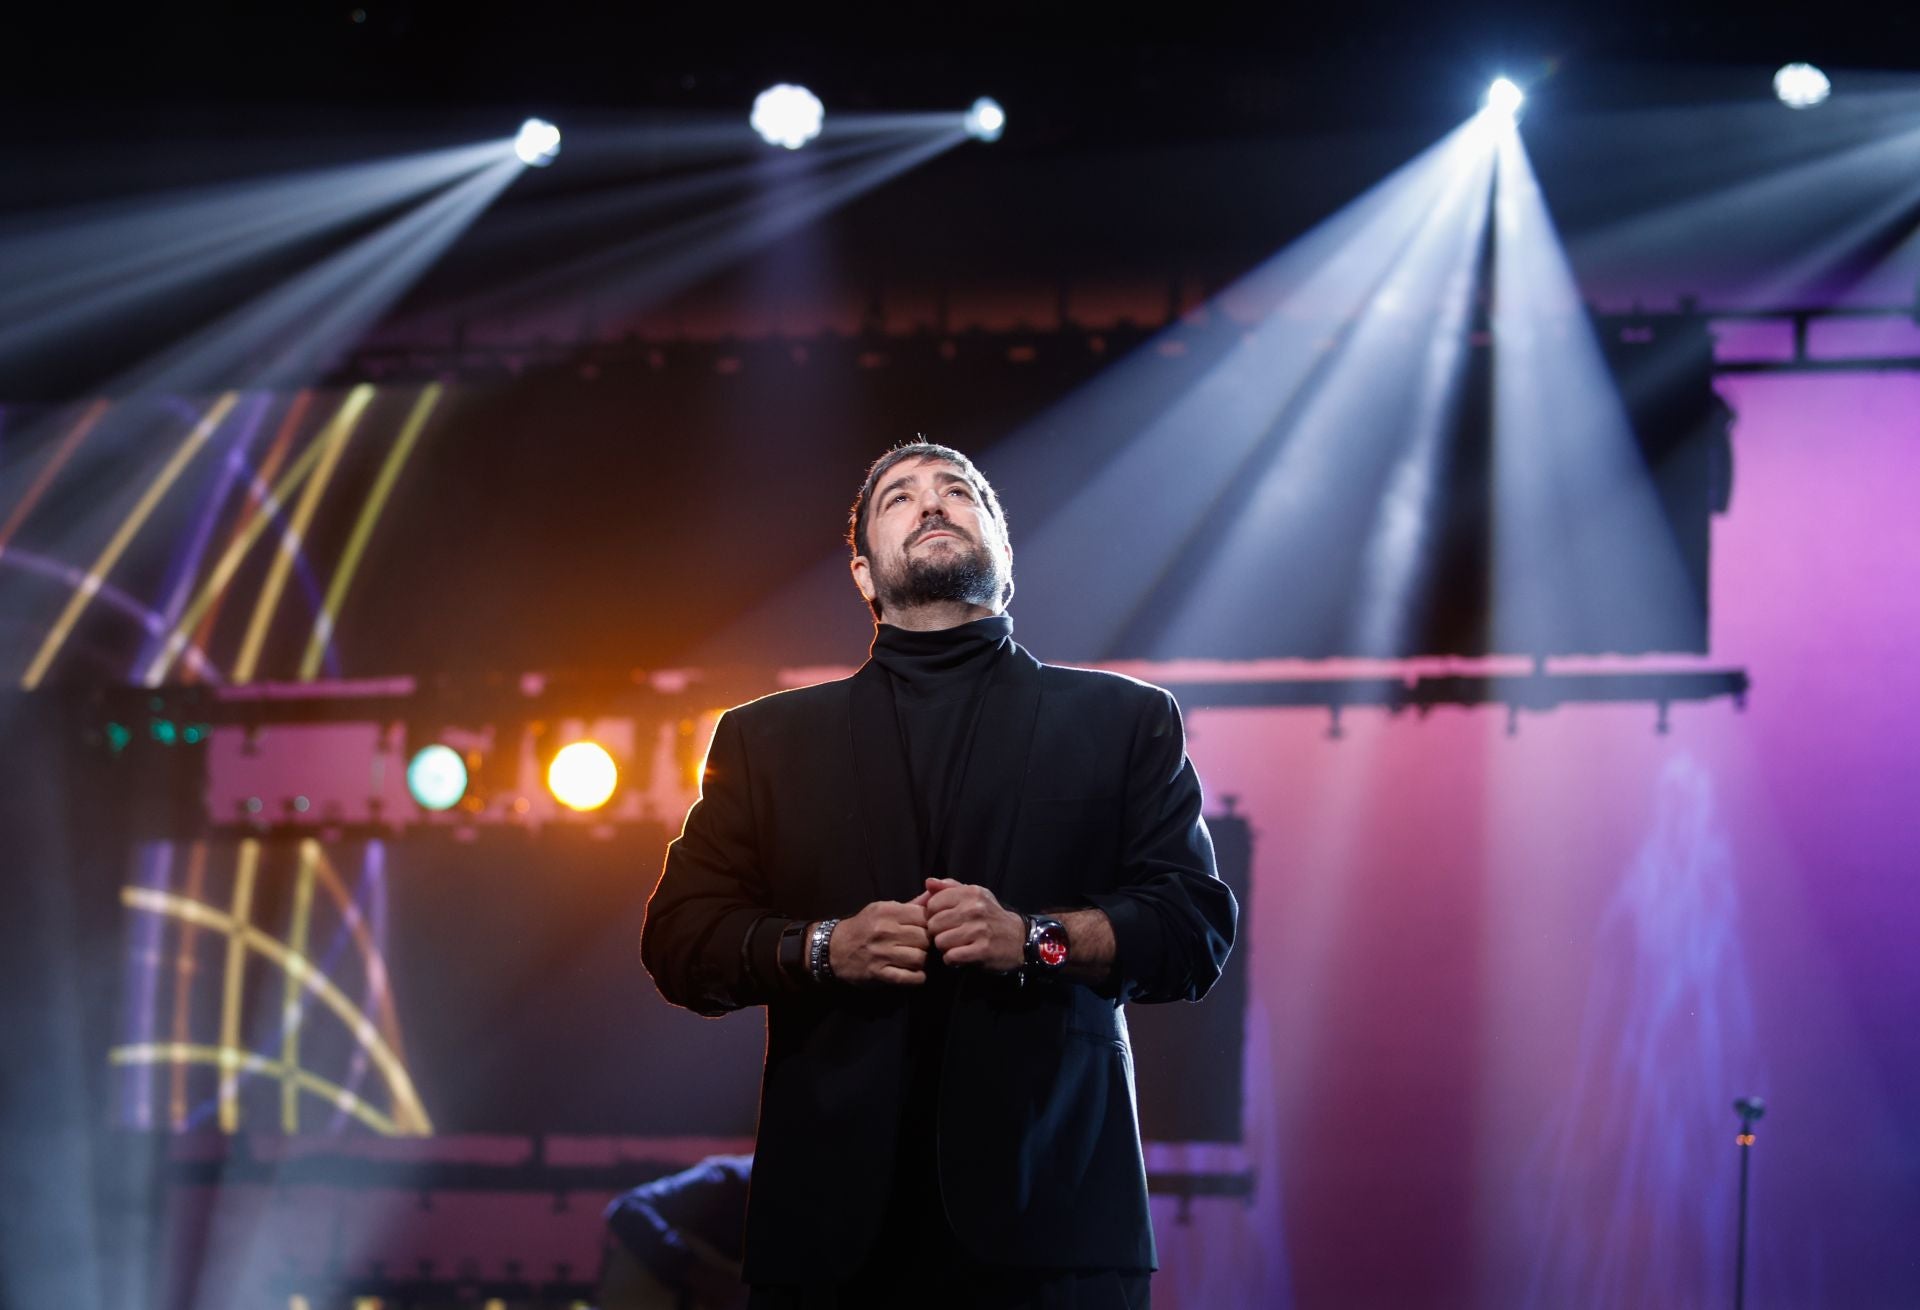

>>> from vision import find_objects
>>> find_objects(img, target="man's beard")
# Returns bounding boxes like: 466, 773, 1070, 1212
875, 534, 1004, 613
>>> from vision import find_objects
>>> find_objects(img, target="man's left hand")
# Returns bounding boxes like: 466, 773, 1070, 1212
920, 877, 1025, 971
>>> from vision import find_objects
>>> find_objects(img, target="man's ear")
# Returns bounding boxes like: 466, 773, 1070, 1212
850, 555, 876, 604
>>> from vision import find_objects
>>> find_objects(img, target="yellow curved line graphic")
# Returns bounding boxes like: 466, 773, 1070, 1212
282, 841, 319, 1132
110, 1043, 400, 1136
123, 885, 432, 1133
22, 391, 239, 689
217, 838, 259, 1133
300, 383, 440, 681
185, 389, 313, 684
142, 407, 340, 685
234, 384, 374, 684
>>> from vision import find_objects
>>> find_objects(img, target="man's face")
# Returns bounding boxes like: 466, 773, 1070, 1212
853, 457, 1011, 618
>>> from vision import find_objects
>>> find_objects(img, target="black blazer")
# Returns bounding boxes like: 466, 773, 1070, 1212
641, 640, 1237, 1284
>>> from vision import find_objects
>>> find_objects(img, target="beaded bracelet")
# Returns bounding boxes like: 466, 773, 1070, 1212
808, 917, 839, 984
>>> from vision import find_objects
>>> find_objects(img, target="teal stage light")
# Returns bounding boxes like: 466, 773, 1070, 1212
407, 743, 469, 811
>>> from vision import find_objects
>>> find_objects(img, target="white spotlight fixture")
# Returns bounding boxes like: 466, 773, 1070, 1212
1773, 63, 1831, 109
514, 118, 562, 167
964, 96, 1006, 142
751, 84, 825, 150
1485, 78, 1525, 120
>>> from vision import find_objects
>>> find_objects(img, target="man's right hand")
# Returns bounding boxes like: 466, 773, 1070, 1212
827, 900, 930, 986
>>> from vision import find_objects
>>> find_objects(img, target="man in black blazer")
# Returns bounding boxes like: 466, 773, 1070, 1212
642, 442, 1238, 1309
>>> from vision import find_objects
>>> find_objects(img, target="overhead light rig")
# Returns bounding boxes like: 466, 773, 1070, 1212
69, 653, 1751, 844
1161, 665, 1749, 740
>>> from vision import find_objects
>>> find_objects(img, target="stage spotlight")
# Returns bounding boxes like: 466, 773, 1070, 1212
752, 83, 825, 150
964, 97, 1006, 142
514, 118, 562, 166
548, 740, 618, 812
407, 744, 469, 812
1773, 63, 1831, 109
1486, 78, 1524, 120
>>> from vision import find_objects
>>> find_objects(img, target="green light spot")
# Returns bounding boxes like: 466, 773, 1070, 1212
150, 718, 177, 744
106, 722, 131, 754
407, 744, 469, 811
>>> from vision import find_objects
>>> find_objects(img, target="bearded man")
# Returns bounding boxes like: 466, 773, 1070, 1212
642, 441, 1237, 1309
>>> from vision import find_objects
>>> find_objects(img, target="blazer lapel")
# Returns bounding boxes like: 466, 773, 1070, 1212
943, 642, 1044, 899
847, 659, 926, 904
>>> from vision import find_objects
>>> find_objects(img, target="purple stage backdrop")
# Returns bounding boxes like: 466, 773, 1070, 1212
1145, 372, 1920, 1308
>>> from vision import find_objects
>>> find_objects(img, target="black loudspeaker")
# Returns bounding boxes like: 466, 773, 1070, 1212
1126, 807, 1252, 1142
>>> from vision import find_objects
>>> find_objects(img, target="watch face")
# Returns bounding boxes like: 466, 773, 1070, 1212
1033, 921, 1068, 968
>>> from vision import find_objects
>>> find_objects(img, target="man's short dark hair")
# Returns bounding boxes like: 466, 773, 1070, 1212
847, 440, 1012, 617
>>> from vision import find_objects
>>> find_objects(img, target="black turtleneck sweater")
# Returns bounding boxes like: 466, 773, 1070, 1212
862, 613, 1013, 1276
869, 614, 1014, 870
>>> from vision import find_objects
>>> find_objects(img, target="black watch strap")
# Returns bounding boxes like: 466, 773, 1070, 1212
777, 919, 810, 984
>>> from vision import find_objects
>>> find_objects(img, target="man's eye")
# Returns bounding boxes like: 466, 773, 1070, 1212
888, 492, 909, 506
947, 487, 970, 499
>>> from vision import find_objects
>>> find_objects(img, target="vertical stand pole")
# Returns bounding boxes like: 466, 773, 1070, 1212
1732, 1096, 1765, 1310
1735, 1129, 1752, 1310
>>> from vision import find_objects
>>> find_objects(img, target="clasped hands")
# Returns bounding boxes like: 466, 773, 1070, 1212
828, 877, 1024, 986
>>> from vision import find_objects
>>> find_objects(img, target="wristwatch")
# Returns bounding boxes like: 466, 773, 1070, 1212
1022, 914, 1070, 973
777, 919, 810, 984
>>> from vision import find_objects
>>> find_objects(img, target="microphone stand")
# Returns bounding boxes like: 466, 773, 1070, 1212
1732, 1096, 1766, 1310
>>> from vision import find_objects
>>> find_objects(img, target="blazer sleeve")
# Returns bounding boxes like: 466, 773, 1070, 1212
641, 709, 789, 1015
1083, 688, 1238, 1004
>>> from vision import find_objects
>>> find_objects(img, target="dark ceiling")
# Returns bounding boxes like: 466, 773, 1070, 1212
7, 2, 1916, 142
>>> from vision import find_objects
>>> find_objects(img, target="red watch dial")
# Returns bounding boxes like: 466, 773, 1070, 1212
1036, 931, 1068, 968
